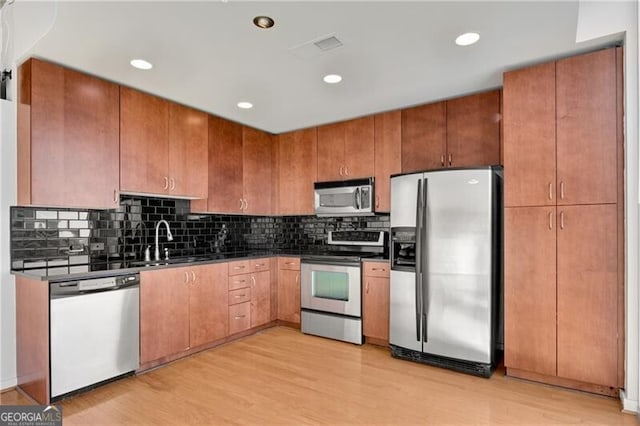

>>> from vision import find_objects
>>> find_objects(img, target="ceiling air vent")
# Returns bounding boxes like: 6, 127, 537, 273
288, 33, 344, 60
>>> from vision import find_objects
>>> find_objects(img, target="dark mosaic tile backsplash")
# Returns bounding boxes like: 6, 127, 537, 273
10, 195, 390, 270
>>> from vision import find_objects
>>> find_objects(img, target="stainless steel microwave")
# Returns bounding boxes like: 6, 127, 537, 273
314, 177, 374, 216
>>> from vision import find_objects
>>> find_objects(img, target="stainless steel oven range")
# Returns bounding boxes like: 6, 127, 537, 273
301, 230, 386, 344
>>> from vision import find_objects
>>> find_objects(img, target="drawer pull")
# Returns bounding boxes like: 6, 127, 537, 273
233, 265, 246, 270
234, 315, 246, 319
234, 294, 246, 298
371, 268, 386, 272
255, 263, 265, 267
234, 280, 246, 284
285, 262, 296, 265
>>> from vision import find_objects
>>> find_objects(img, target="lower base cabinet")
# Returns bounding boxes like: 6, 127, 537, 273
277, 257, 301, 325
141, 263, 228, 364
227, 258, 272, 335
362, 261, 390, 344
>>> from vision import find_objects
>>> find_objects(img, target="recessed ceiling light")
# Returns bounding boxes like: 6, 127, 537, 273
253, 16, 275, 29
323, 74, 342, 84
130, 59, 153, 70
455, 32, 480, 46
237, 101, 253, 109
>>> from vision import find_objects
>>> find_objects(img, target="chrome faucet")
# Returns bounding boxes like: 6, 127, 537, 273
154, 220, 174, 261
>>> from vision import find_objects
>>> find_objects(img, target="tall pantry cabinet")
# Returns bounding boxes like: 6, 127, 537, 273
503, 47, 624, 395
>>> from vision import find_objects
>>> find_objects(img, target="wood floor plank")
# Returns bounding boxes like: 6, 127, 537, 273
2, 327, 636, 425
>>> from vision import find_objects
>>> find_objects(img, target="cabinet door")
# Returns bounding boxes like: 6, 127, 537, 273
363, 276, 390, 342
317, 122, 346, 181
192, 116, 243, 213
229, 302, 251, 335
504, 207, 557, 377
278, 129, 318, 214
503, 62, 556, 207
374, 111, 401, 212
168, 103, 208, 198
120, 87, 170, 195
251, 270, 271, 328
557, 204, 617, 387
446, 90, 501, 168
277, 269, 300, 324
28, 59, 119, 209
344, 116, 375, 179
556, 49, 617, 206
243, 127, 274, 214
140, 268, 189, 364
189, 263, 228, 348
401, 102, 445, 172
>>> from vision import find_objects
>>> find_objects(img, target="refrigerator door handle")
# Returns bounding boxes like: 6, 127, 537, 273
422, 178, 429, 343
415, 178, 423, 342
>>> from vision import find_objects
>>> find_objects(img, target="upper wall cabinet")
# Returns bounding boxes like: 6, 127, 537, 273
373, 111, 401, 212
120, 87, 208, 198
18, 58, 120, 209
192, 118, 274, 215
401, 90, 501, 173
401, 101, 445, 173
446, 90, 501, 168
276, 128, 318, 215
317, 116, 374, 182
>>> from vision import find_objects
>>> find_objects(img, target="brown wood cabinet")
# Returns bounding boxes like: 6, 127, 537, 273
189, 263, 228, 348
446, 90, 501, 168
277, 257, 301, 325
362, 261, 390, 344
277, 128, 318, 214
120, 87, 208, 198
401, 102, 446, 173
251, 270, 271, 328
18, 58, 120, 209
141, 263, 229, 364
373, 111, 402, 212
227, 258, 272, 333
192, 122, 274, 215
503, 47, 623, 394
140, 267, 190, 364
504, 207, 557, 377
243, 127, 274, 214
317, 117, 374, 181
402, 91, 501, 173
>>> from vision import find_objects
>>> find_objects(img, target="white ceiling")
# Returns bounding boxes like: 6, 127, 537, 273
23, 1, 621, 134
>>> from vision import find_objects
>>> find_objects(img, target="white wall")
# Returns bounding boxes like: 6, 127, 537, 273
0, 0, 56, 390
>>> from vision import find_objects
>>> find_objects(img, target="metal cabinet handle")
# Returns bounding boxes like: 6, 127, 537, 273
251, 276, 256, 287
113, 189, 118, 204
371, 267, 386, 272
163, 177, 169, 190
560, 181, 565, 200
295, 274, 299, 285
448, 154, 452, 166
344, 166, 349, 176
184, 272, 189, 284
234, 279, 246, 284
234, 294, 245, 298
255, 263, 265, 267
170, 178, 176, 190
339, 166, 344, 177
284, 262, 296, 266
375, 195, 380, 209
234, 315, 246, 319
560, 211, 565, 230
233, 265, 245, 270
191, 271, 196, 283
365, 280, 370, 294
548, 211, 553, 230
440, 155, 445, 167
548, 183, 553, 201
243, 199, 249, 210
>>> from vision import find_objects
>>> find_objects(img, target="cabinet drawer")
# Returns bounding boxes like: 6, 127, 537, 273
278, 257, 300, 271
251, 258, 270, 272
228, 288, 250, 305
228, 260, 250, 276
228, 302, 251, 335
228, 274, 250, 291
363, 261, 390, 278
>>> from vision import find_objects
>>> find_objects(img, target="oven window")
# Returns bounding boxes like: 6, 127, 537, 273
312, 271, 349, 301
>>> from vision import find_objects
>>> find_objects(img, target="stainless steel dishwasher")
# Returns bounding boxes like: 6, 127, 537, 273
50, 274, 140, 398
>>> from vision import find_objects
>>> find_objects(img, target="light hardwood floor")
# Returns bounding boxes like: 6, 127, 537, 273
2, 326, 637, 425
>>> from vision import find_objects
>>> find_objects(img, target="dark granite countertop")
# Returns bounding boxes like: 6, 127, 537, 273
12, 250, 390, 282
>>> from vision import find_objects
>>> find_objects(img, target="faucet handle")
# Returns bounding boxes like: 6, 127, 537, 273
164, 247, 170, 260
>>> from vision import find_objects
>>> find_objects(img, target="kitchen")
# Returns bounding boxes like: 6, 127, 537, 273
3, 0, 637, 422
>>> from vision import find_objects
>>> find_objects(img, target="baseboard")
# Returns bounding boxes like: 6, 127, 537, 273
1, 377, 17, 393
620, 389, 638, 413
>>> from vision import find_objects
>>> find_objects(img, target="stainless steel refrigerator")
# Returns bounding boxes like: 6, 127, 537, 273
389, 166, 502, 377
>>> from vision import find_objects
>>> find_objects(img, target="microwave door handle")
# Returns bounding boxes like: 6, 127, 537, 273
355, 187, 361, 210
